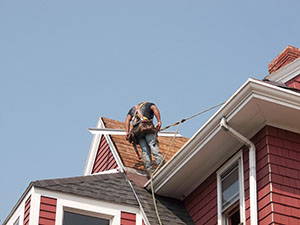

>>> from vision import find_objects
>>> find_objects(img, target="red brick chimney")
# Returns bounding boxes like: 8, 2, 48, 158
268, 45, 300, 74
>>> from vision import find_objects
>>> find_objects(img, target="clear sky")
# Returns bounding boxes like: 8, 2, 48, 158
1, 0, 300, 222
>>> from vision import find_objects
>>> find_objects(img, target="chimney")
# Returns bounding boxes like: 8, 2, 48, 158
268, 45, 300, 74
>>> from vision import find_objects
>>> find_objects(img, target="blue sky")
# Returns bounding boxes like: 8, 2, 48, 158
1, 0, 300, 222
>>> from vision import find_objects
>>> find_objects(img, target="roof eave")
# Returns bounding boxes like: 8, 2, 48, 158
145, 78, 300, 198
3, 183, 34, 225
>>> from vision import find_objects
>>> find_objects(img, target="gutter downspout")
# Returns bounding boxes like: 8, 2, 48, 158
220, 117, 258, 225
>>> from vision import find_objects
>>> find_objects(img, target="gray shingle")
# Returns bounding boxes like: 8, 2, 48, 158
33, 173, 194, 225
33, 173, 138, 207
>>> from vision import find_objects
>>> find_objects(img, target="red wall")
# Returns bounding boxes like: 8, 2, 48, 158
23, 195, 31, 225
286, 74, 300, 90
245, 127, 273, 224
39, 196, 57, 225
184, 125, 300, 225
266, 126, 300, 224
92, 135, 118, 173
121, 211, 136, 225
183, 173, 217, 225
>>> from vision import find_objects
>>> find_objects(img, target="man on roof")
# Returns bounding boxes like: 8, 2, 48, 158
125, 102, 164, 177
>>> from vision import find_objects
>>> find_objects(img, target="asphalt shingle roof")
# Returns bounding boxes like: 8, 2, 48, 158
33, 173, 138, 207
33, 173, 194, 225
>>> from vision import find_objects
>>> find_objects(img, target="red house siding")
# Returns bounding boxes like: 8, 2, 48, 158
286, 74, 300, 90
92, 135, 118, 174
183, 173, 217, 225
245, 126, 300, 224
121, 211, 136, 225
39, 196, 57, 225
183, 126, 277, 225
244, 127, 273, 225
23, 196, 31, 225
267, 126, 300, 224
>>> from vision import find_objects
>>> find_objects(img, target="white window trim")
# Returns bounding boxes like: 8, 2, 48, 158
34, 188, 142, 225
217, 151, 245, 225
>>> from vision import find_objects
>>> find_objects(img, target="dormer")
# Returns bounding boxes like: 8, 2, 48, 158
84, 117, 189, 182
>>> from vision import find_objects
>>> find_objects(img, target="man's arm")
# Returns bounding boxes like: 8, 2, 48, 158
125, 114, 132, 140
151, 105, 161, 130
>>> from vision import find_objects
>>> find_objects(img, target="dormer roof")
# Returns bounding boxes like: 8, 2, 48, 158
84, 117, 189, 176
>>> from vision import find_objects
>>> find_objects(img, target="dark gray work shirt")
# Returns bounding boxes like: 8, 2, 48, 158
128, 102, 155, 120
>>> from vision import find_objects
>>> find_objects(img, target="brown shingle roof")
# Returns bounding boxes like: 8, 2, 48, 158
101, 117, 189, 171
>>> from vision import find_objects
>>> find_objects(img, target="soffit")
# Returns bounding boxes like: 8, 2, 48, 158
150, 79, 300, 199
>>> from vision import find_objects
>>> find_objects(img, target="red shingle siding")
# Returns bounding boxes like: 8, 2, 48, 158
92, 135, 118, 173
243, 127, 273, 225
286, 74, 300, 90
39, 196, 57, 225
23, 196, 31, 225
121, 211, 136, 225
183, 173, 217, 225
267, 126, 300, 224
183, 126, 300, 225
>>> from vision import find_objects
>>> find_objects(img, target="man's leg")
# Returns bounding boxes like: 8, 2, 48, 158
145, 133, 164, 167
138, 137, 153, 173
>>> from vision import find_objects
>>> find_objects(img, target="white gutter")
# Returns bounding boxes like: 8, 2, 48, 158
220, 117, 258, 225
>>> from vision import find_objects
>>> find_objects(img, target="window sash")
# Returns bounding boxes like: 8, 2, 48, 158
221, 164, 239, 211
217, 151, 245, 225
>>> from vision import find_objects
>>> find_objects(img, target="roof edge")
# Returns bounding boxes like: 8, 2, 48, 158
146, 78, 300, 192
99, 117, 126, 172
3, 183, 34, 225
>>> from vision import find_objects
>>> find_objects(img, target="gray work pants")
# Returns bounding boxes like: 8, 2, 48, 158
138, 133, 164, 171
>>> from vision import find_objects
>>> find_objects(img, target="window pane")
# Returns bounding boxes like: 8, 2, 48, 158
63, 211, 109, 225
221, 165, 239, 210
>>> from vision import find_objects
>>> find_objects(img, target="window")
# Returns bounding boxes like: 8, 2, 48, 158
63, 211, 109, 225
217, 152, 245, 225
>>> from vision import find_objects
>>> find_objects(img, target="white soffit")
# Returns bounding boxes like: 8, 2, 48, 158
147, 79, 300, 199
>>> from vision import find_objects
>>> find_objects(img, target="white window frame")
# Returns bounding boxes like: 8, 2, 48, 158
217, 151, 245, 225
34, 188, 143, 225
55, 198, 120, 225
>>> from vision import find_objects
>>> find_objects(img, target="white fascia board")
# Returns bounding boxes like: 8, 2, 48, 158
84, 118, 124, 175
84, 117, 103, 175
35, 187, 141, 225
3, 186, 35, 225
264, 57, 300, 83
88, 128, 183, 137
145, 78, 254, 190
99, 118, 125, 173
91, 168, 120, 175
146, 78, 300, 192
